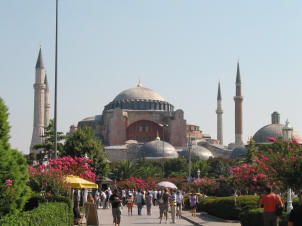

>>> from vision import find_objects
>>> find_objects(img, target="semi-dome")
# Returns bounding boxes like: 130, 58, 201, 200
180, 146, 213, 160
253, 112, 302, 144
140, 139, 178, 159
104, 82, 174, 111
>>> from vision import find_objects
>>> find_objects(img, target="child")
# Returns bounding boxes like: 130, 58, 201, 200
127, 194, 133, 215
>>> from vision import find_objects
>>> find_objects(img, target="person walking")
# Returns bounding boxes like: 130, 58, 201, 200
109, 189, 122, 226
135, 190, 144, 215
190, 193, 198, 217
159, 188, 171, 224
170, 190, 177, 223
73, 189, 81, 225
288, 200, 302, 226
127, 194, 134, 216
260, 186, 283, 226
146, 191, 153, 216
176, 190, 184, 219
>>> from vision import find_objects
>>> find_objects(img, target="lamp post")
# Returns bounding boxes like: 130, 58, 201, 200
197, 169, 201, 193
188, 135, 192, 182
282, 120, 293, 213
159, 124, 168, 177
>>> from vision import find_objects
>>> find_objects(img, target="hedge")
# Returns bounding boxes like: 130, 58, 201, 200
240, 208, 289, 226
196, 195, 259, 220
0, 202, 73, 226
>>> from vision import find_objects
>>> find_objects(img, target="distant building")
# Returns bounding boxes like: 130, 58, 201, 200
76, 81, 186, 147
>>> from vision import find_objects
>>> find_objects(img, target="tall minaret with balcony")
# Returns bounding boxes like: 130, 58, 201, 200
44, 73, 50, 128
216, 82, 223, 144
234, 61, 243, 146
30, 47, 46, 153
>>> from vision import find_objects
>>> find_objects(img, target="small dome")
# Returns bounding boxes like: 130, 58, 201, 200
114, 86, 165, 102
140, 140, 178, 159
180, 146, 213, 160
230, 147, 246, 160
253, 124, 302, 144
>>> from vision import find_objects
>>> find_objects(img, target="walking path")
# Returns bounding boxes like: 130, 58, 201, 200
80, 205, 242, 226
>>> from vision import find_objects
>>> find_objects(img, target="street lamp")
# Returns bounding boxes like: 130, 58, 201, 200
188, 135, 192, 182
159, 124, 168, 177
197, 169, 201, 193
282, 119, 293, 213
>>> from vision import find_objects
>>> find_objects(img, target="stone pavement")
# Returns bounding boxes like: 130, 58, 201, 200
97, 205, 192, 226
181, 211, 241, 226
78, 205, 241, 226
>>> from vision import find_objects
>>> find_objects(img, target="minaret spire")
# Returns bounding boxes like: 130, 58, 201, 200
30, 47, 46, 153
36, 46, 44, 69
216, 82, 223, 144
234, 61, 243, 146
236, 61, 241, 84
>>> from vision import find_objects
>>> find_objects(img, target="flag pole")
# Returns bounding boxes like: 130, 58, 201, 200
54, 0, 58, 159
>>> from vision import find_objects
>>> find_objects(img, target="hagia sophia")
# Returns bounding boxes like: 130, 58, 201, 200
30, 48, 302, 161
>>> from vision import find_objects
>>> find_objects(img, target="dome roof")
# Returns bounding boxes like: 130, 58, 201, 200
113, 86, 165, 102
253, 124, 302, 144
180, 146, 213, 160
140, 140, 178, 159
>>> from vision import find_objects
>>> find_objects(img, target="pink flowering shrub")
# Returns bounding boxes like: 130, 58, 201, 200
231, 138, 302, 194
29, 156, 96, 197
191, 177, 219, 194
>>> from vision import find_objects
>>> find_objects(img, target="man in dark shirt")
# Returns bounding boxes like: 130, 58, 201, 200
110, 189, 122, 226
288, 203, 302, 226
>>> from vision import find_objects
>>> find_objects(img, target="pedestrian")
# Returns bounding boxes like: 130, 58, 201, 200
288, 199, 302, 226
260, 186, 283, 226
170, 190, 177, 223
85, 193, 99, 225
135, 190, 144, 215
159, 188, 170, 224
176, 190, 184, 219
190, 193, 198, 217
73, 189, 81, 225
127, 194, 134, 216
95, 189, 100, 209
153, 190, 158, 206
109, 189, 122, 226
101, 190, 106, 208
103, 190, 109, 209
146, 191, 153, 216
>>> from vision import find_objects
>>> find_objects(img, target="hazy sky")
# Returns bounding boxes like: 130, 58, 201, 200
1, 1, 302, 154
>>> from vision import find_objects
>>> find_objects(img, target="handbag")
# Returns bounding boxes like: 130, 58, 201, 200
275, 195, 283, 216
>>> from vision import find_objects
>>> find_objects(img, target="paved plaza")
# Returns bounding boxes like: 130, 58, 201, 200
93, 205, 241, 226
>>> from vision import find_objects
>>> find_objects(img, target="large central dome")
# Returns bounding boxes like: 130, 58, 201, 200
114, 86, 165, 102
104, 82, 174, 111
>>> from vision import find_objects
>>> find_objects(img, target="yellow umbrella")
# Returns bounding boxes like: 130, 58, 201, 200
65, 175, 98, 189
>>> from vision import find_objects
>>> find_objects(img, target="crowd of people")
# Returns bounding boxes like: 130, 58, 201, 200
73, 187, 201, 226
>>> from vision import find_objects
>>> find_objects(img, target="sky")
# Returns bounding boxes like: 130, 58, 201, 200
1, 0, 302, 154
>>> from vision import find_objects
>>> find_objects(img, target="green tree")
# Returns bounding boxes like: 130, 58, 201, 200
33, 119, 66, 160
244, 138, 258, 164
0, 98, 10, 149
63, 127, 110, 181
0, 97, 31, 216
164, 158, 188, 177
191, 159, 208, 178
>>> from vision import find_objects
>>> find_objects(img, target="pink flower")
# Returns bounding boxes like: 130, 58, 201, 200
267, 137, 277, 142
5, 179, 13, 187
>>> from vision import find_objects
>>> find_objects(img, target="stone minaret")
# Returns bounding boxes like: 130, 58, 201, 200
44, 73, 50, 128
234, 61, 243, 146
30, 47, 46, 153
216, 82, 223, 144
